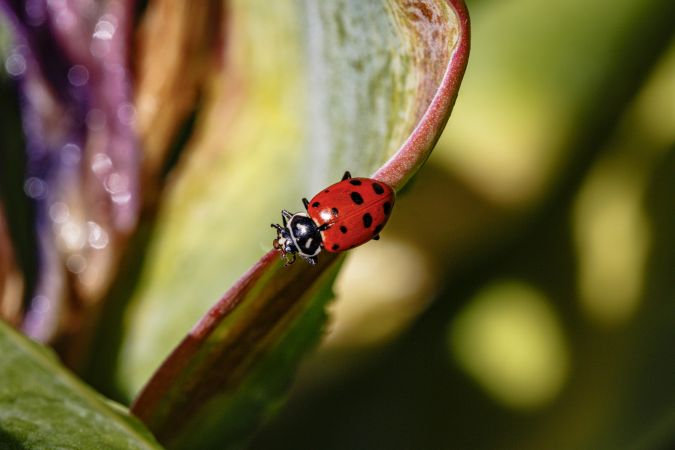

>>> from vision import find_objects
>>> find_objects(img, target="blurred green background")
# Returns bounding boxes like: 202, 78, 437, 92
248, 0, 675, 448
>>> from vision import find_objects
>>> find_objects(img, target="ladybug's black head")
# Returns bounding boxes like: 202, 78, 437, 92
271, 212, 322, 265
272, 224, 297, 255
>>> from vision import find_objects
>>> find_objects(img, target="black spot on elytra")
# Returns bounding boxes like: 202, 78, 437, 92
331, 207, 339, 216
350, 192, 364, 205
349, 179, 362, 186
332, 244, 340, 251
372, 182, 385, 195
373, 224, 383, 235
383, 202, 391, 215
340, 225, 348, 234
312, 201, 320, 208
363, 213, 373, 228
324, 189, 330, 193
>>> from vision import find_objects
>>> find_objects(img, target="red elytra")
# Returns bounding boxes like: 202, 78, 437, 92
306, 175, 395, 253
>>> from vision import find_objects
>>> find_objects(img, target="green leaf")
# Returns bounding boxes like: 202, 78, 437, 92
97, 0, 469, 447
116, 0, 467, 395
132, 253, 344, 448
0, 320, 162, 449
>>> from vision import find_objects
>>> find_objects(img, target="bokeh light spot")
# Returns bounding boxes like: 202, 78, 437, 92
25, 0, 46, 26
5, 53, 27, 77
87, 221, 109, 250
66, 254, 87, 274
325, 239, 433, 348
449, 280, 569, 410
49, 202, 70, 224
61, 143, 82, 166
67, 64, 89, 86
23, 177, 48, 199
93, 18, 116, 41
91, 152, 113, 175
59, 221, 86, 251
573, 163, 649, 327
117, 103, 136, 126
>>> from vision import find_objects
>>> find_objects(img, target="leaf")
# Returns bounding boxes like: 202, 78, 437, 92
0, 319, 162, 449
133, 251, 344, 448
108, 0, 469, 447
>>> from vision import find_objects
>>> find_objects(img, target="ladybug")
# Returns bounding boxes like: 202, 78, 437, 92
271, 171, 395, 265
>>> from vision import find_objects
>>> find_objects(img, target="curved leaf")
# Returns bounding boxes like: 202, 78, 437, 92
133, 251, 343, 448
0, 320, 162, 449
121, 0, 469, 447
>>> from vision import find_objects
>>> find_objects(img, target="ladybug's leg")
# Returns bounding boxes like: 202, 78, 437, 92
372, 234, 380, 241
302, 255, 318, 265
341, 171, 352, 181
281, 210, 293, 226
271, 223, 284, 244
283, 253, 296, 266
302, 198, 310, 210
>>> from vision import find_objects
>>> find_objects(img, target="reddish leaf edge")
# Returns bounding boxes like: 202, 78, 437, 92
130, 249, 279, 421
130, 250, 342, 442
374, 0, 470, 190
130, 0, 469, 440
